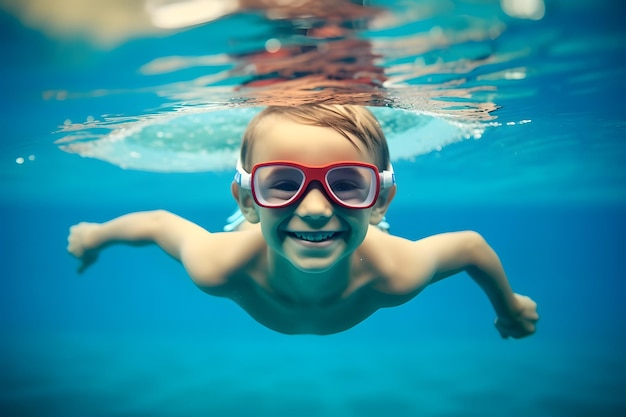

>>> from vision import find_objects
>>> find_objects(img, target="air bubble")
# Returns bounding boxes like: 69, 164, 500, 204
265, 38, 281, 53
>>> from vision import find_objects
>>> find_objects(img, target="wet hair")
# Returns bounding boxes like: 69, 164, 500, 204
240, 104, 390, 171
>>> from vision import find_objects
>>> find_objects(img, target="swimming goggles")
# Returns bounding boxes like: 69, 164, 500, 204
235, 159, 395, 209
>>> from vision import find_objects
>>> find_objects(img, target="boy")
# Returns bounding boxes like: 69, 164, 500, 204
67, 104, 538, 336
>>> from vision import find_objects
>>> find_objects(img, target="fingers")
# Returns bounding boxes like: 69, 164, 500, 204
77, 251, 98, 274
67, 227, 82, 257
495, 318, 537, 339
494, 318, 510, 339
67, 223, 98, 274
77, 262, 88, 274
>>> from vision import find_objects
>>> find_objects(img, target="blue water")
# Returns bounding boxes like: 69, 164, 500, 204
2, 0, 626, 416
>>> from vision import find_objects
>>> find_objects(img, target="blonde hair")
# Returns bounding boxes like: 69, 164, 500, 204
240, 104, 390, 171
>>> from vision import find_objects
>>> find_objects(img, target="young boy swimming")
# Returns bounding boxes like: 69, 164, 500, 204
67, 104, 538, 336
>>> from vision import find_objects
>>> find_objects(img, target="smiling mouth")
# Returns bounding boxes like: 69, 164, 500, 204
289, 231, 341, 242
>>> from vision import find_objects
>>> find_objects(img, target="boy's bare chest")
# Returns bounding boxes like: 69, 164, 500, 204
229, 282, 379, 335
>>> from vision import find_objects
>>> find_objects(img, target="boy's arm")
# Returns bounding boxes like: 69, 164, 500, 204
416, 231, 538, 339
67, 210, 212, 274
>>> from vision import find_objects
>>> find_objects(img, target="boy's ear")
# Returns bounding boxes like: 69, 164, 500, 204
369, 185, 396, 225
231, 182, 260, 224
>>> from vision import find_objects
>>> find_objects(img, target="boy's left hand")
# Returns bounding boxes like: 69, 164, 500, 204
67, 222, 102, 273
494, 294, 539, 339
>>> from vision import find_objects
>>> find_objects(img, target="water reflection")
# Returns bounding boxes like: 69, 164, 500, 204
134, 0, 508, 113
2, 0, 537, 171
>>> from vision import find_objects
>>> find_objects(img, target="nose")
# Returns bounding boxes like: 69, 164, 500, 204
294, 184, 333, 220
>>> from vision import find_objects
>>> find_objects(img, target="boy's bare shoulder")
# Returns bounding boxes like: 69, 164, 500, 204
359, 227, 434, 298
183, 227, 267, 290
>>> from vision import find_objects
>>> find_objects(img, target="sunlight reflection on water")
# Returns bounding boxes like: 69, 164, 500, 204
3, 0, 624, 203
29, 0, 531, 172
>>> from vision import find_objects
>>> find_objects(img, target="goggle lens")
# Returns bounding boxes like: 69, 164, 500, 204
252, 163, 379, 208
254, 165, 306, 206
326, 166, 377, 207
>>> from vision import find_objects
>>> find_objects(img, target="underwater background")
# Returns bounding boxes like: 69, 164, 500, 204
1, 0, 625, 416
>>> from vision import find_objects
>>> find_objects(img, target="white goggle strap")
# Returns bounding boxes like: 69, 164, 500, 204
235, 157, 252, 190
380, 163, 396, 189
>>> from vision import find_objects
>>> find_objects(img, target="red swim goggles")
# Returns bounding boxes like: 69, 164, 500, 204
235, 160, 395, 209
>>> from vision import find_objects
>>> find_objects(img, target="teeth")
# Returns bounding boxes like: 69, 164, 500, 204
293, 232, 336, 242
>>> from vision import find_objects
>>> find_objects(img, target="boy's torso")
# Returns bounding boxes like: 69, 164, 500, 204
194, 227, 430, 335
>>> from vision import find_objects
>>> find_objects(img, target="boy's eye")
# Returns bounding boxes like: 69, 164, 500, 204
331, 180, 362, 192
271, 180, 300, 192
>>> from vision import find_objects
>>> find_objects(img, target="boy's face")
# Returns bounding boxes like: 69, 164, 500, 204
244, 117, 379, 273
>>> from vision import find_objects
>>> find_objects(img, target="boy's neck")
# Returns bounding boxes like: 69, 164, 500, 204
266, 250, 352, 306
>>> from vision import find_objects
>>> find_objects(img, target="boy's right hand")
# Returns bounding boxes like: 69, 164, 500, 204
494, 293, 539, 339
67, 222, 101, 273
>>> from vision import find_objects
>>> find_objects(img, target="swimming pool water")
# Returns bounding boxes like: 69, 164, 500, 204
1, 0, 625, 416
